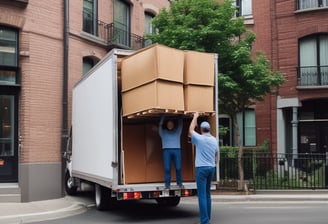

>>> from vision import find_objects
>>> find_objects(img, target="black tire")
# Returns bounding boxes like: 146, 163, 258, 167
65, 171, 78, 195
156, 197, 181, 207
95, 184, 116, 210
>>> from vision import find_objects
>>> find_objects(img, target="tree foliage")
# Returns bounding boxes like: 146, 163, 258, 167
148, 0, 284, 119
148, 0, 285, 191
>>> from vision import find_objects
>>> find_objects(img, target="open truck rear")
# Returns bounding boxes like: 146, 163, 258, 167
64, 45, 218, 210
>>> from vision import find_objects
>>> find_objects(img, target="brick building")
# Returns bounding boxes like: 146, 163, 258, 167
0, 0, 169, 202
222, 1, 328, 158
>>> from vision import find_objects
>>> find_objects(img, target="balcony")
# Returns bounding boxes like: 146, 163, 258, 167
96, 21, 144, 50
297, 66, 328, 86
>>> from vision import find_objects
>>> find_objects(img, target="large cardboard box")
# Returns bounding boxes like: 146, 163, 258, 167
122, 124, 147, 184
123, 122, 195, 184
184, 85, 214, 112
121, 44, 184, 92
122, 80, 184, 117
184, 51, 215, 86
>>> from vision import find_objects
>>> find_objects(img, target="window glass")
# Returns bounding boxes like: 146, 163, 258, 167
83, 0, 97, 35
320, 35, 328, 85
114, 0, 130, 46
0, 27, 18, 84
241, 0, 252, 16
232, 0, 252, 17
144, 13, 155, 35
298, 0, 319, 9
299, 34, 328, 85
83, 57, 94, 75
0, 28, 17, 67
0, 95, 14, 156
237, 109, 256, 146
244, 110, 256, 146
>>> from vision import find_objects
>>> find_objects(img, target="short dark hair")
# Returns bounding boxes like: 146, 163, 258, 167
201, 128, 210, 133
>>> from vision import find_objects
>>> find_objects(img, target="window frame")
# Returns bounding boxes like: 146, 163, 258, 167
298, 33, 328, 86
0, 26, 20, 86
237, 109, 256, 147
114, 0, 131, 47
297, 0, 328, 10
83, 0, 98, 35
233, 0, 253, 17
82, 57, 95, 76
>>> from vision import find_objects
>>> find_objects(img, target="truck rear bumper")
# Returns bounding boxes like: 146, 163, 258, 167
112, 182, 197, 200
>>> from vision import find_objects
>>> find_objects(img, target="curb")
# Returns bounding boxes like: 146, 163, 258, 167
211, 194, 328, 202
0, 202, 88, 224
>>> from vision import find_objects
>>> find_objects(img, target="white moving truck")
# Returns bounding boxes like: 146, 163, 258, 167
64, 47, 218, 210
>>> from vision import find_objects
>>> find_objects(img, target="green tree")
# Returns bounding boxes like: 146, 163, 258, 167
148, 0, 284, 190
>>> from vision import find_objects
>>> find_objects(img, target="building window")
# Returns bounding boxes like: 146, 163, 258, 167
297, 0, 328, 10
114, 0, 130, 47
144, 12, 155, 35
233, 0, 252, 17
0, 26, 18, 85
237, 109, 256, 146
298, 34, 328, 86
83, 0, 98, 35
144, 12, 155, 46
82, 57, 95, 75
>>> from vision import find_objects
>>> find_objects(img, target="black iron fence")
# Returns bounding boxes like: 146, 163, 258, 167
220, 152, 328, 190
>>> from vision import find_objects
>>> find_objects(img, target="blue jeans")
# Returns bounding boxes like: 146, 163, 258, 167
196, 166, 215, 224
163, 148, 182, 187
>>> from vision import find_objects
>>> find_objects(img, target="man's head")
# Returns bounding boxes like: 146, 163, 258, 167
166, 120, 175, 130
200, 121, 210, 133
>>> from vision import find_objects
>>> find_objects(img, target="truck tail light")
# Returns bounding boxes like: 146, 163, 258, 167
123, 192, 141, 200
182, 189, 190, 197
153, 191, 160, 198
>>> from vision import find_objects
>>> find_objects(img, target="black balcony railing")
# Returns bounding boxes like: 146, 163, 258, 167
220, 152, 328, 190
297, 65, 328, 86
297, 0, 328, 10
95, 21, 144, 50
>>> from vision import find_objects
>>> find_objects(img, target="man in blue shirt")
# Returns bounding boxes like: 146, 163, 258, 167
159, 115, 183, 189
189, 112, 218, 224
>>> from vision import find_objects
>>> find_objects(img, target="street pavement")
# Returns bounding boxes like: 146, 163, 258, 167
1, 190, 328, 224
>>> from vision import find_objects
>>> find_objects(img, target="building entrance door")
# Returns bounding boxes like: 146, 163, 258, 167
0, 94, 18, 182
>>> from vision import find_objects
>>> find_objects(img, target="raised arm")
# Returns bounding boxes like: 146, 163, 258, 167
188, 112, 199, 137
159, 115, 165, 136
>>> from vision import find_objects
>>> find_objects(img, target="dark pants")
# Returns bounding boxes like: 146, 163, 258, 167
196, 166, 215, 224
163, 148, 182, 187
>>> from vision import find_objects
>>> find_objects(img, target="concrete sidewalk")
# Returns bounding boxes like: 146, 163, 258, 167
1, 191, 328, 224
0, 195, 94, 224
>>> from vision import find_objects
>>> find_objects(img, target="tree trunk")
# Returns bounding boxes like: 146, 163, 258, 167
233, 116, 245, 191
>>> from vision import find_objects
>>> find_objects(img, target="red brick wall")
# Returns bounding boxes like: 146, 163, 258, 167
10, 0, 64, 163
252, 0, 328, 152
0, 0, 170, 164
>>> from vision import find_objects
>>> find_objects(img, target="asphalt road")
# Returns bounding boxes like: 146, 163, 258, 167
32, 196, 328, 224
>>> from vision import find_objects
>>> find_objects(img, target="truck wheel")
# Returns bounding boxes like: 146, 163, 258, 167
156, 197, 180, 207
95, 184, 116, 210
65, 172, 77, 195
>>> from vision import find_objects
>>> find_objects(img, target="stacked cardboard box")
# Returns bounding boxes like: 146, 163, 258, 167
120, 45, 216, 184
121, 44, 215, 117
183, 51, 215, 112
121, 44, 184, 116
